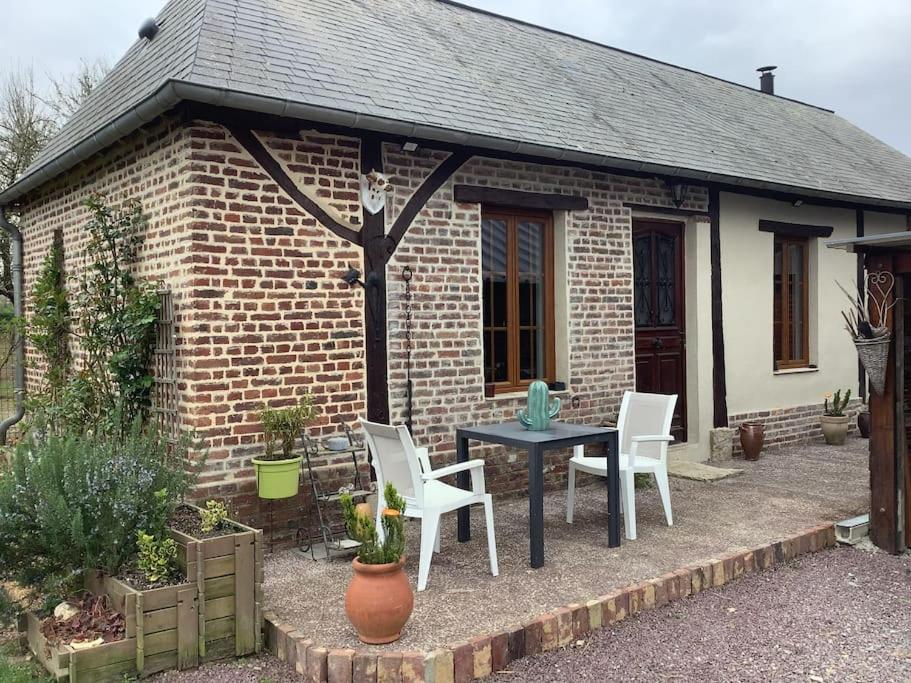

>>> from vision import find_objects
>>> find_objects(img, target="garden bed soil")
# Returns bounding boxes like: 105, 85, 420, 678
118, 565, 188, 592
169, 506, 240, 540
39, 594, 125, 648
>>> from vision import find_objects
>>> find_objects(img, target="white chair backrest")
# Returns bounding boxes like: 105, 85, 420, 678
359, 419, 425, 507
617, 391, 677, 461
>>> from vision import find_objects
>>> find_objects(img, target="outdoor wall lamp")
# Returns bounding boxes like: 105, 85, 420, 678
666, 180, 689, 208
340, 267, 380, 289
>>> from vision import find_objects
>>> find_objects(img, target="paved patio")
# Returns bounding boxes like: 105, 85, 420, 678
264, 437, 870, 651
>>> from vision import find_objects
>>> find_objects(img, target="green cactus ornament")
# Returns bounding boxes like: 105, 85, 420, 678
517, 380, 561, 431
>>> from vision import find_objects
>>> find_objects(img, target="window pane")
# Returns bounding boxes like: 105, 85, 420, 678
519, 329, 537, 380
634, 235, 652, 326
656, 234, 676, 326
484, 330, 509, 384
482, 218, 508, 329
773, 239, 782, 362
788, 242, 805, 360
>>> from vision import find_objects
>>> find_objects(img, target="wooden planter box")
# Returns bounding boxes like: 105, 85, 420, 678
20, 573, 198, 682
168, 503, 264, 661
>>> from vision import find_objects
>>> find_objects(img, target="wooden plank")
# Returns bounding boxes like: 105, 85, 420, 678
201, 535, 236, 560
204, 554, 235, 579
254, 529, 264, 653
142, 582, 195, 611
867, 253, 900, 552
234, 531, 256, 656
69, 637, 136, 670
453, 185, 588, 211
143, 629, 177, 657
205, 595, 235, 620
135, 591, 144, 673
205, 616, 235, 641
142, 606, 178, 634
201, 636, 235, 664
140, 651, 178, 677
26, 611, 70, 679
70, 657, 136, 683
197, 539, 206, 659
177, 587, 199, 670
709, 187, 729, 427
204, 575, 234, 600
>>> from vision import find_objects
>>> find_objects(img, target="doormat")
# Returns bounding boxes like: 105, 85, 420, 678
667, 461, 743, 482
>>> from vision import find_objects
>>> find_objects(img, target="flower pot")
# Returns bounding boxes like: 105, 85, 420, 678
252, 456, 302, 499
345, 556, 413, 644
739, 422, 764, 461
857, 411, 871, 439
821, 415, 850, 446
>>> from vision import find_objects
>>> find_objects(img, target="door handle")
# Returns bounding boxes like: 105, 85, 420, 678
652, 338, 664, 350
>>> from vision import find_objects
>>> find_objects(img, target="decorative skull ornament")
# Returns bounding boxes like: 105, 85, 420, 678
360, 170, 394, 215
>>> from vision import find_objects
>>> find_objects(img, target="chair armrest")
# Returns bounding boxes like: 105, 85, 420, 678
630, 435, 674, 443
423, 459, 487, 494
422, 459, 485, 480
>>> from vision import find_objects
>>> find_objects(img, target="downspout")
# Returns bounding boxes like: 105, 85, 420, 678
0, 206, 25, 443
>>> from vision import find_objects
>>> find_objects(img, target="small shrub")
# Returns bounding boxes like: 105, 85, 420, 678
136, 531, 178, 583
340, 483, 406, 565
260, 395, 318, 460
0, 421, 194, 593
200, 499, 229, 534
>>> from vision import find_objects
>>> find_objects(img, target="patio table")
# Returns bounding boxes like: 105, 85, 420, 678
455, 420, 620, 568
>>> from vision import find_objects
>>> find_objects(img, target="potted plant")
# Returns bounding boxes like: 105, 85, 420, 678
839, 274, 895, 395
340, 483, 413, 644
253, 396, 317, 499
821, 389, 851, 445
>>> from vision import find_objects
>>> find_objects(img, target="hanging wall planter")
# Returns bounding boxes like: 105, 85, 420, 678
854, 335, 891, 395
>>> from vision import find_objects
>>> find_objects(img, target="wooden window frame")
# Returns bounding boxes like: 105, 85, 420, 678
774, 235, 810, 370
482, 208, 556, 394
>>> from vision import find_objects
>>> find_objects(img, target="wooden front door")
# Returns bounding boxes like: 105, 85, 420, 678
632, 219, 687, 442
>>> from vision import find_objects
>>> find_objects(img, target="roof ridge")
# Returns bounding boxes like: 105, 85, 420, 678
435, 0, 835, 114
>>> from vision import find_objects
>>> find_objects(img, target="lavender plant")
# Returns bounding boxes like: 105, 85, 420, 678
0, 420, 194, 593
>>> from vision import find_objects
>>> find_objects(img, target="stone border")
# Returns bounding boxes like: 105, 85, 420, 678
263, 523, 837, 682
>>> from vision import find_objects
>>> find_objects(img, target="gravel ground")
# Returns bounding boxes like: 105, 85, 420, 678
492, 546, 911, 683
151, 654, 299, 682
264, 438, 871, 650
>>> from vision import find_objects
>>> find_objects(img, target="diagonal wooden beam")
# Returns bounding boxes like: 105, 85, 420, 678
383, 150, 472, 262
226, 126, 362, 245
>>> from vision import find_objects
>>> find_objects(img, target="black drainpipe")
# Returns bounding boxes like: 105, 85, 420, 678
0, 206, 25, 443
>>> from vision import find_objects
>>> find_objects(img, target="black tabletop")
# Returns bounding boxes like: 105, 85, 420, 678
457, 420, 616, 449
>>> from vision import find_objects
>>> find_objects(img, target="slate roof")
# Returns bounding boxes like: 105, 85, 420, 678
5, 0, 911, 208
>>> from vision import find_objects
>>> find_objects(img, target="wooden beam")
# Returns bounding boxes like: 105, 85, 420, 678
624, 203, 706, 218
225, 125, 362, 245
709, 188, 728, 428
360, 134, 390, 425
857, 209, 866, 401
454, 185, 589, 211
384, 152, 471, 260
757, 219, 833, 238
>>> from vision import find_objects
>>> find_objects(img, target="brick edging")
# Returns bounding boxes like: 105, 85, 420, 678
263, 523, 838, 682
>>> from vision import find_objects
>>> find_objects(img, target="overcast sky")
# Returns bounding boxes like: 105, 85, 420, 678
1, 0, 909, 155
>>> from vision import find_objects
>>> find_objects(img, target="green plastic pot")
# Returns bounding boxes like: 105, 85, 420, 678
252, 456, 302, 499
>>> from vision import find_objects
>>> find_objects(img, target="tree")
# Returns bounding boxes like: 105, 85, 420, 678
0, 61, 108, 303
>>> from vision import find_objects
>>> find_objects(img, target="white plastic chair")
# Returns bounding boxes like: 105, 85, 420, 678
565, 392, 677, 540
359, 419, 499, 591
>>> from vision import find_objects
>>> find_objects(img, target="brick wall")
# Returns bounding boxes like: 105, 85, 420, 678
728, 399, 864, 455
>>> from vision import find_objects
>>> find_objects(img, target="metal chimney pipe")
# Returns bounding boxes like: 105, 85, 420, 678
757, 66, 777, 94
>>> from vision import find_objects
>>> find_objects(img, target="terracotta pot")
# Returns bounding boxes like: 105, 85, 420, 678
345, 556, 413, 644
739, 422, 764, 461
857, 411, 871, 439
821, 415, 850, 446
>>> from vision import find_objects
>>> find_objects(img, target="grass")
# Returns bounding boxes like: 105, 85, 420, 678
0, 642, 51, 683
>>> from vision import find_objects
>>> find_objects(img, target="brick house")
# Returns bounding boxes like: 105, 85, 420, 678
2, 0, 911, 542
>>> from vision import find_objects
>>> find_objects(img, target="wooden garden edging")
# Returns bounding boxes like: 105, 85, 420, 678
168, 503, 264, 661
263, 523, 839, 682
20, 572, 199, 682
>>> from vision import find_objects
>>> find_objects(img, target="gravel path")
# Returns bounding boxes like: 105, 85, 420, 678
492, 546, 911, 683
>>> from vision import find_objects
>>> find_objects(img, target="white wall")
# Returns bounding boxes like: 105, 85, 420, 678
719, 193, 906, 416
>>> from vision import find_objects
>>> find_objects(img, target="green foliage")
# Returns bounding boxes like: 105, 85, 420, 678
341, 483, 406, 565
0, 421, 194, 593
28, 229, 70, 399
260, 395, 318, 460
72, 194, 161, 435
824, 389, 852, 417
136, 530, 177, 583
0, 585, 16, 628
0, 642, 52, 683
200, 499, 229, 533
